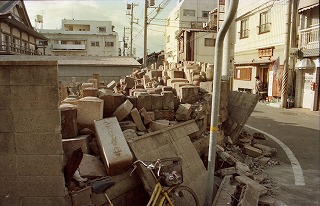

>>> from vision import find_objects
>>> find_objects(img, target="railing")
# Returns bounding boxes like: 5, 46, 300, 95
52, 44, 86, 50
299, 26, 319, 50
0, 41, 40, 55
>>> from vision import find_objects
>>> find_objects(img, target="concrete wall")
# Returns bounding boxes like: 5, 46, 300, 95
0, 61, 65, 205
58, 65, 138, 84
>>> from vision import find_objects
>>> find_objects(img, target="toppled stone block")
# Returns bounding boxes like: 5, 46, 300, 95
253, 144, 277, 157
124, 76, 136, 89
162, 86, 172, 92
148, 120, 170, 131
123, 129, 138, 141
112, 100, 133, 121
81, 82, 94, 90
146, 111, 155, 121
175, 103, 192, 121
139, 108, 152, 125
59, 103, 78, 139
136, 92, 152, 111
77, 97, 104, 125
79, 154, 107, 178
178, 86, 199, 104
199, 81, 213, 93
95, 117, 133, 175
243, 145, 263, 158
166, 78, 189, 87
62, 135, 91, 158
154, 110, 175, 121
107, 80, 116, 89
119, 121, 137, 131
131, 108, 147, 132
167, 70, 184, 79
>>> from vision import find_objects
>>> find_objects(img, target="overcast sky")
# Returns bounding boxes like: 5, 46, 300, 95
24, 0, 177, 58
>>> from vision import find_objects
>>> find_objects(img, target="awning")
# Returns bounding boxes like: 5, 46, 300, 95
295, 58, 316, 69
298, 2, 319, 12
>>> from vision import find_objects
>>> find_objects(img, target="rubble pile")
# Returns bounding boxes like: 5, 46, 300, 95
58, 61, 283, 205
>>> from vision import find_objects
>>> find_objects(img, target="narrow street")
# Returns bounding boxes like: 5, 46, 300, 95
245, 103, 320, 205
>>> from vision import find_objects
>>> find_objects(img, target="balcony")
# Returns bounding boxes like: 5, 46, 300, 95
52, 44, 86, 51
299, 26, 319, 50
0, 41, 41, 55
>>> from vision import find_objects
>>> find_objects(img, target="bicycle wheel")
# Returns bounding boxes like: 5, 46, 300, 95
163, 185, 199, 206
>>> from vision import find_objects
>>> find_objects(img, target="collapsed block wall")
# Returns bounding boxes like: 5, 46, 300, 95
0, 61, 65, 206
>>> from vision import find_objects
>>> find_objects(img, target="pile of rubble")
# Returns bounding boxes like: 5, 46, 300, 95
58, 61, 283, 205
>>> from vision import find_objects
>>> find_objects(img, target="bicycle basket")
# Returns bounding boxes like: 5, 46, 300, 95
155, 157, 183, 187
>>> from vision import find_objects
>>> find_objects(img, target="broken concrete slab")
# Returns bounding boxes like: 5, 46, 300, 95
220, 167, 237, 177
78, 154, 107, 178
161, 91, 175, 110
95, 117, 133, 175
253, 144, 277, 157
175, 103, 192, 121
243, 145, 263, 158
119, 121, 137, 131
212, 175, 236, 206
148, 120, 169, 131
235, 175, 268, 195
178, 85, 199, 104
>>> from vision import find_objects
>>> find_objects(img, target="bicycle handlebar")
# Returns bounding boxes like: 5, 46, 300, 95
131, 159, 162, 177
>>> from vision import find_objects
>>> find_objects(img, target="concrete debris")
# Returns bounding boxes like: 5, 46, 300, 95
59, 62, 281, 205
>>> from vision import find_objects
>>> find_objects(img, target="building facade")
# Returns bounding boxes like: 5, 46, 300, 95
295, 0, 319, 111
164, 0, 217, 63
233, 0, 289, 103
39, 19, 119, 57
0, 0, 47, 55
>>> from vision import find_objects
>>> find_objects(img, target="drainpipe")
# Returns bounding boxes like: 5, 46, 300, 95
204, 0, 239, 205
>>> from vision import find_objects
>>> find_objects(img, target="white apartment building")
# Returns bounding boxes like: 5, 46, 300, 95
233, 0, 289, 103
164, 0, 217, 63
39, 19, 119, 56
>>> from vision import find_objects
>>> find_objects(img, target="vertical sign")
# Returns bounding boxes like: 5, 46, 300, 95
268, 71, 273, 96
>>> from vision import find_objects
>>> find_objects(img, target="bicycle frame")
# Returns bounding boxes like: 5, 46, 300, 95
147, 182, 173, 206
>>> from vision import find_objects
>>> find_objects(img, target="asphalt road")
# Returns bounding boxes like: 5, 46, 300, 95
245, 103, 320, 206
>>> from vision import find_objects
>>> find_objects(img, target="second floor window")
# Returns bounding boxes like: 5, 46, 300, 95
204, 38, 215, 47
202, 11, 209, 18
91, 41, 99, 47
259, 10, 271, 34
99, 27, 106, 32
105, 42, 114, 47
240, 18, 249, 38
183, 9, 195, 17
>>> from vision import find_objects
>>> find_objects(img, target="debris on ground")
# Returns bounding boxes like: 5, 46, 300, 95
59, 61, 284, 205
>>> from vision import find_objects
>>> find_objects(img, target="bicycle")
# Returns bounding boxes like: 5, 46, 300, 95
131, 157, 199, 206
90, 177, 115, 206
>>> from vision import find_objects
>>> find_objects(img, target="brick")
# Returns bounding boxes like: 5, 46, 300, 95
154, 110, 175, 121
243, 145, 263, 157
77, 97, 104, 125
59, 104, 78, 139
0, 110, 13, 132
12, 110, 60, 133
131, 108, 147, 131
161, 91, 174, 110
150, 94, 163, 110
136, 92, 152, 111
139, 108, 152, 125
15, 132, 62, 155
95, 117, 133, 175
0, 133, 15, 154
175, 103, 192, 121
149, 120, 170, 131
62, 135, 91, 157
0, 155, 17, 176
0, 86, 11, 109
18, 176, 65, 197
78, 154, 107, 178
179, 86, 199, 103
17, 155, 63, 176
119, 121, 137, 131
112, 99, 133, 121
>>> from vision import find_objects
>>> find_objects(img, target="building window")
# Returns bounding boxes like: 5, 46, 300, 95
183, 9, 195, 17
105, 42, 114, 47
74, 41, 81, 45
69, 26, 73, 31
202, 11, 209, 18
235, 68, 252, 80
61, 41, 67, 44
240, 18, 249, 38
99, 27, 106, 32
259, 10, 271, 34
167, 35, 170, 43
91, 41, 99, 47
204, 38, 215, 47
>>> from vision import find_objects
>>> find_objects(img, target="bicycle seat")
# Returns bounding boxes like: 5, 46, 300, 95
91, 179, 115, 194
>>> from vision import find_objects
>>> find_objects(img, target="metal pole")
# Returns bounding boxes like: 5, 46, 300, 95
281, 0, 292, 108
123, 26, 126, 56
143, 0, 148, 68
130, 3, 134, 57
204, 0, 239, 205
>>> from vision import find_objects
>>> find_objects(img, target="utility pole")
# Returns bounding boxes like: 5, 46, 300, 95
143, 0, 148, 68
123, 27, 126, 56
281, 0, 292, 108
127, 3, 138, 57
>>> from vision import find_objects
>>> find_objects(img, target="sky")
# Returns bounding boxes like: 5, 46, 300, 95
24, 0, 178, 58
